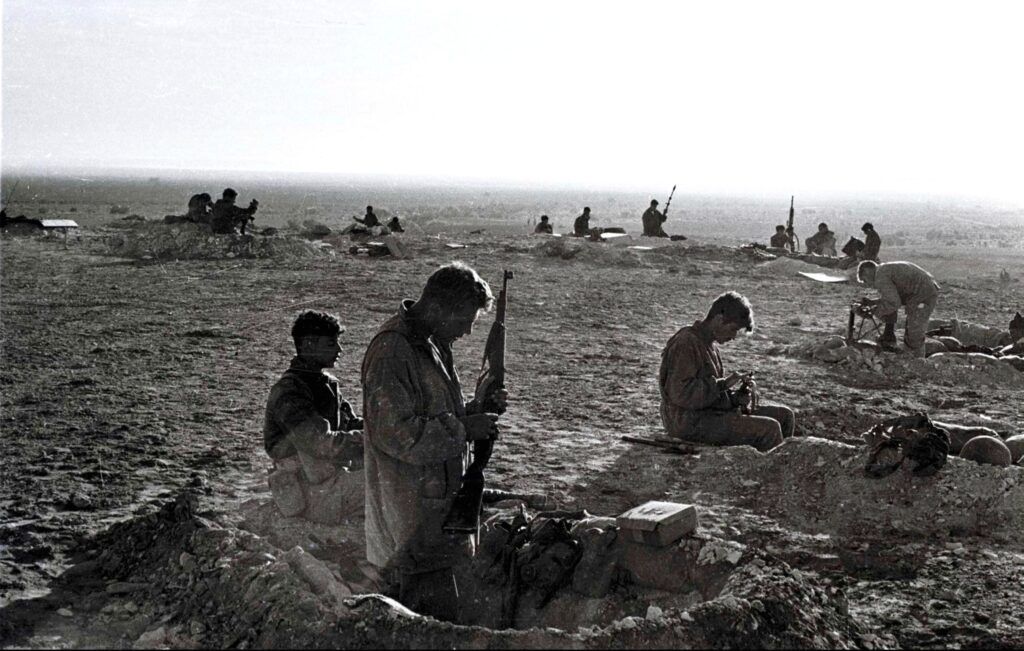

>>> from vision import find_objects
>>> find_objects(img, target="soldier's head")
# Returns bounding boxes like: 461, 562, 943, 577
857, 260, 879, 286
416, 262, 494, 342
366, 205, 374, 214
223, 188, 238, 203
862, 222, 874, 233
199, 192, 212, 202
776, 224, 786, 232
583, 207, 591, 215
704, 291, 754, 343
650, 199, 659, 207
540, 215, 549, 223
291, 310, 343, 368
818, 222, 829, 232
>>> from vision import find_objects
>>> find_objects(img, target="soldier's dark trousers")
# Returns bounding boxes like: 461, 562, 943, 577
399, 566, 459, 622
680, 404, 795, 452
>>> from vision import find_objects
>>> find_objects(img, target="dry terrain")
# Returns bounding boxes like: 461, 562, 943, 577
2, 178, 1024, 647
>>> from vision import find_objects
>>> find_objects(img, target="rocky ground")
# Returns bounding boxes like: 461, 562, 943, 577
2, 218, 1023, 648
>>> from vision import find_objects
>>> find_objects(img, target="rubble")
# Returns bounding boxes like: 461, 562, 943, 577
92, 222, 332, 260
0, 491, 881, 649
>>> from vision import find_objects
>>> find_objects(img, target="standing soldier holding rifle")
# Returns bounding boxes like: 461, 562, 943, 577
361, 262, 508, 622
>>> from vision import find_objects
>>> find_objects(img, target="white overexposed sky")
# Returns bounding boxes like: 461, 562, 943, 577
2, 0, 1024, 202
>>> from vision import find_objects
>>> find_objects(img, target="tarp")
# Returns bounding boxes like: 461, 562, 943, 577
799, 271, 850, 283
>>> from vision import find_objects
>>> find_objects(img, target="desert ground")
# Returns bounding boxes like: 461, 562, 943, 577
2, 174, 1024, 648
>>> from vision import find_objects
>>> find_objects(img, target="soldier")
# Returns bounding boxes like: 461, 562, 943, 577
641, 199, 669, 238
860, 222, 881, 261
186, 192, 213, 223
386, 216, 405, 233
769, 224, 789, 249
659, 291, 795, 452
534, 215, 553, 234
355, 205, 381, 228
361, 262, 506, 621
210, 188, 258, 234
573, 207, 592, 237
856, 260, 940, 357
263, 311, 364, 528
805, 222, 837, 256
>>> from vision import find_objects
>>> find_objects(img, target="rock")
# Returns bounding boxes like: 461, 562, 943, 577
646, 605, 664, 621
134, 626, 167, 649
959, 435, 1012, 466
57, 607, 73, 617
1003, 434, 1024, 464
282, 546, 352, 606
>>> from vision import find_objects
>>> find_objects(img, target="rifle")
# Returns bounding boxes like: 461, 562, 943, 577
663, 184, 677, 219
443, 269, 514, 534
786, 195, 798, 252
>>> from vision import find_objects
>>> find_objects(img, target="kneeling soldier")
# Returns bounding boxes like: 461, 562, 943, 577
264, 310, 364, 526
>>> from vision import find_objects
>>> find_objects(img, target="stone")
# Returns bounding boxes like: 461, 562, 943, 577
1002, 434, 1024, 464
959, 436, 1013, 467
134, 626, 167, 649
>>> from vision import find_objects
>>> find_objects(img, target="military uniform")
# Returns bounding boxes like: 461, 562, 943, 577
534, 221, 553, 234
862, 230, 881, 261
642, 207, 668, 237
871, 261, 940, 357
805, 230, 837, 256
211, 199, 256, 234
659, 321, 794, 452
574, 213, 591, 237
187, 194, 212, 223
263, 357, 364, 525
769, 232, 789, 248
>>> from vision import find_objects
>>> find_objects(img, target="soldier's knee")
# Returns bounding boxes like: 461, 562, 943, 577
755, 424, 784, 452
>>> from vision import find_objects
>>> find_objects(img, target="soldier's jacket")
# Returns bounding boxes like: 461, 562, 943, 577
574, 214, 590, 236
659, 320, 735, 438
805, 230, 837, 255
642, 207, 668, 237
862, 230, 881, 261
873, 261, 940, 319
361, 300, 474, 573
210, 199, 256, 234
187, 194, 212, 222
769, 232, 789, 248
263, 356, 363, 483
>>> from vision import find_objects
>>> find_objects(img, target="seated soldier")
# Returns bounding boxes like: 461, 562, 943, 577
386, 216, 405, 233
355, 205, 381, 228
211, 188, 258, 235
264, 310, 364, 527
805, 222, 837, 256
534, 215, 553, 234
769, 224, 789, 249
573, 207, 592, 237
659, 292, 795, 451
187, 192, 213, 224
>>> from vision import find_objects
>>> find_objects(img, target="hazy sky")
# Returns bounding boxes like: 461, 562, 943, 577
3, 1, 1023, 201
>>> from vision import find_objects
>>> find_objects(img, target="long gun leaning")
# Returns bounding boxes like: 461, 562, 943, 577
663, 184, 677, 219
443, 269, 514, 534
786, 195, 798, 252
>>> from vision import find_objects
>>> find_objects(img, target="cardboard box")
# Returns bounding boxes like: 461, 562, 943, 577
616, 501, 698, 547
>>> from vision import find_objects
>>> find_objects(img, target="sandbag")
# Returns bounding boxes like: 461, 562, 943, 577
960, 435, 1012, 467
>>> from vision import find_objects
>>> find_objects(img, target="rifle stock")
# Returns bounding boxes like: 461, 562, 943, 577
443, 270, 513, 534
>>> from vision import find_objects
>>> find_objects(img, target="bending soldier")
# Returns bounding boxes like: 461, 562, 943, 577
856, 260, 940, 357
659, 292, 795, 452
361, 262, 506, 622
211, 188, 258, 234
642, 199, 669, 238
263, 311, 364, 527
187, 192, 213, 224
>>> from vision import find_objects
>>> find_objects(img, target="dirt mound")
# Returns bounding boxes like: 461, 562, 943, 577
93, 222, 333, 260
0, 492, 882, 649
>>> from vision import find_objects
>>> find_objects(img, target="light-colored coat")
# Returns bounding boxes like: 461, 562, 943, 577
361, 301, 473, 573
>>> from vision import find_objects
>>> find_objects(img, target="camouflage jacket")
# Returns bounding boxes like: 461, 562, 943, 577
263, 357, 363, 481
659, 321, 735, 437
361, 300, 474, 572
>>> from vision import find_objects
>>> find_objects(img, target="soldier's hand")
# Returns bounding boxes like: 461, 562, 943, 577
462, 413, 499, 442
488, 389, 508, 412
